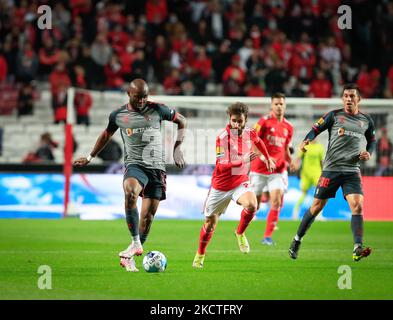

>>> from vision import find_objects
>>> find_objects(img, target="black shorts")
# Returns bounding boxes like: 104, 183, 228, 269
124, 164, 167, 201
314, 171, 363, 200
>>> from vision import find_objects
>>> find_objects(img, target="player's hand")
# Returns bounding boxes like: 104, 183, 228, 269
73, 157, 90, 166
359, 151, 371, 161
267, 157, 276, 172
242, 151, 258, 164
300, 139, 310, 152
173, 147, 185, 169
289, 160, 296, 172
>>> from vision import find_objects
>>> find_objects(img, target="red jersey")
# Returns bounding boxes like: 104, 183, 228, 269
251, 113, 293, 174
211, 125, 270, 191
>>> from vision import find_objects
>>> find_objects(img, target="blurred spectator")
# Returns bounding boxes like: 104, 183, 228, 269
38, 38, 60, 79
104, 54, 124, 90
0, 50, 7, 82
145, 0, 168, 40
17, 82, 34, 117
222, 54, 245, 96
245, 77, 265, 97
151, 35, 170, 82
288, 32, 315, 84
90, 33, 112, 87
308, 70, 333, 98
52, 84, 68, 124
164, 68, 182, 95
131, 50, 149, 80
97, 139, 122, 162
16, 42, 38, 83
356, 65, 381, 98
202, 1, 228, 45
23, 132, 59, 163
265, 59, 287, 95
375, 128, 393, 176
385, 65, 393, 98
49, 63, 71, 96
74, 89, 92, 126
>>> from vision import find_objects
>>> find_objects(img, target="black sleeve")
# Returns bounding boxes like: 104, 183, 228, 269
156, 103, 177, 121
304, 110, 335, 141
106, 110, 119, 133
365, 115, 376, 155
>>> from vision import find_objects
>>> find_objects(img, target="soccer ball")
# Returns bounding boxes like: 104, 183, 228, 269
142, 251, 167, 273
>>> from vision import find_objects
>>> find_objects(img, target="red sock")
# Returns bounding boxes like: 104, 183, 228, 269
236, 208, 256, 235
197, 226, 215, 255
264, 209, 280, 238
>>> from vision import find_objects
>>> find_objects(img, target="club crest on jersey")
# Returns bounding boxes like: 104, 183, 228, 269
122, 115, 129, 123
270, 127, 275, 132
283, 128, 288, 137
358, 120, 364, 127
144, 115, 152, 121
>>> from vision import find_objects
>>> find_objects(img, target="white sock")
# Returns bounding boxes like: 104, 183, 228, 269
132, 236, 140, 243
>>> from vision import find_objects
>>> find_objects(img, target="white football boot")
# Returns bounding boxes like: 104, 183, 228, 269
118, 241, 143, 258
120, 257, 139, 272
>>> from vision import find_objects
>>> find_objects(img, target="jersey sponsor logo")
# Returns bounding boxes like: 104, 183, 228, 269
254, 123, 261, 133
125, 126, 155, 136
337, 127, 362, 138
266, 134, 286, 147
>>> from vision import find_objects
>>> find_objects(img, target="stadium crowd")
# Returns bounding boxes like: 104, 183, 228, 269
0, 0, 392, 101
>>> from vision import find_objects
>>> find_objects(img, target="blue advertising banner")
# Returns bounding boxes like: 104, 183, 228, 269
0, 173, 352, 220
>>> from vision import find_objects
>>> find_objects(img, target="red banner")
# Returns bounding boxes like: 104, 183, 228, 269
363, 176, 393, 221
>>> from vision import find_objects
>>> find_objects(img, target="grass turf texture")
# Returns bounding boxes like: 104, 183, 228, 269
0, 219, 392, 300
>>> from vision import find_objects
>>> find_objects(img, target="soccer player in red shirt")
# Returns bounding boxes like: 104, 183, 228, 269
250, 92, 294, 245
192, 102, 275, 268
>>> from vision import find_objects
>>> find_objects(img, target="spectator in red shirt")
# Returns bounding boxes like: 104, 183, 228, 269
0, 53, 7, 82
146, 0, 168, 40
356, 65, 380, 98
375, 128, 393, 176
308, 70, 332, 98
49, 63, 71, 96
163, 68, 182, 95
192, 47, 212, 80
246, 77, 265, 97
385, 65, 393, 98
104, 54, 124, 90
222, 54, 246, 96
74, 89, 93, 126
39, 38, 60, 78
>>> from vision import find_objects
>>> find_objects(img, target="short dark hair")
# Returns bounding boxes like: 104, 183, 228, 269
342, 83, 361, 97
227, 102, 249, 118
271, 92, 286, 100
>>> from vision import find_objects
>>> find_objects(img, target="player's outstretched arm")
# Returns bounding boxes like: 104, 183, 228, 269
73, 129, 115, 166
299, 139, 310, 153
173, 113, 187, 169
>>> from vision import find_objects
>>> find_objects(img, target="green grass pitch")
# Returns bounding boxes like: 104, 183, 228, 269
0, 218, 392, 300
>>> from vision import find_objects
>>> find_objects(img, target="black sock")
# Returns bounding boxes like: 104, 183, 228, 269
296, 209, 316, 240
125, 207, 139, 238
140, 233, 148, 244
351, 215, 363, 246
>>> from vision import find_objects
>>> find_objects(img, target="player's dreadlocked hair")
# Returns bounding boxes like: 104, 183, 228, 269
227, 102, 249, 119
342, 83, 361, 97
